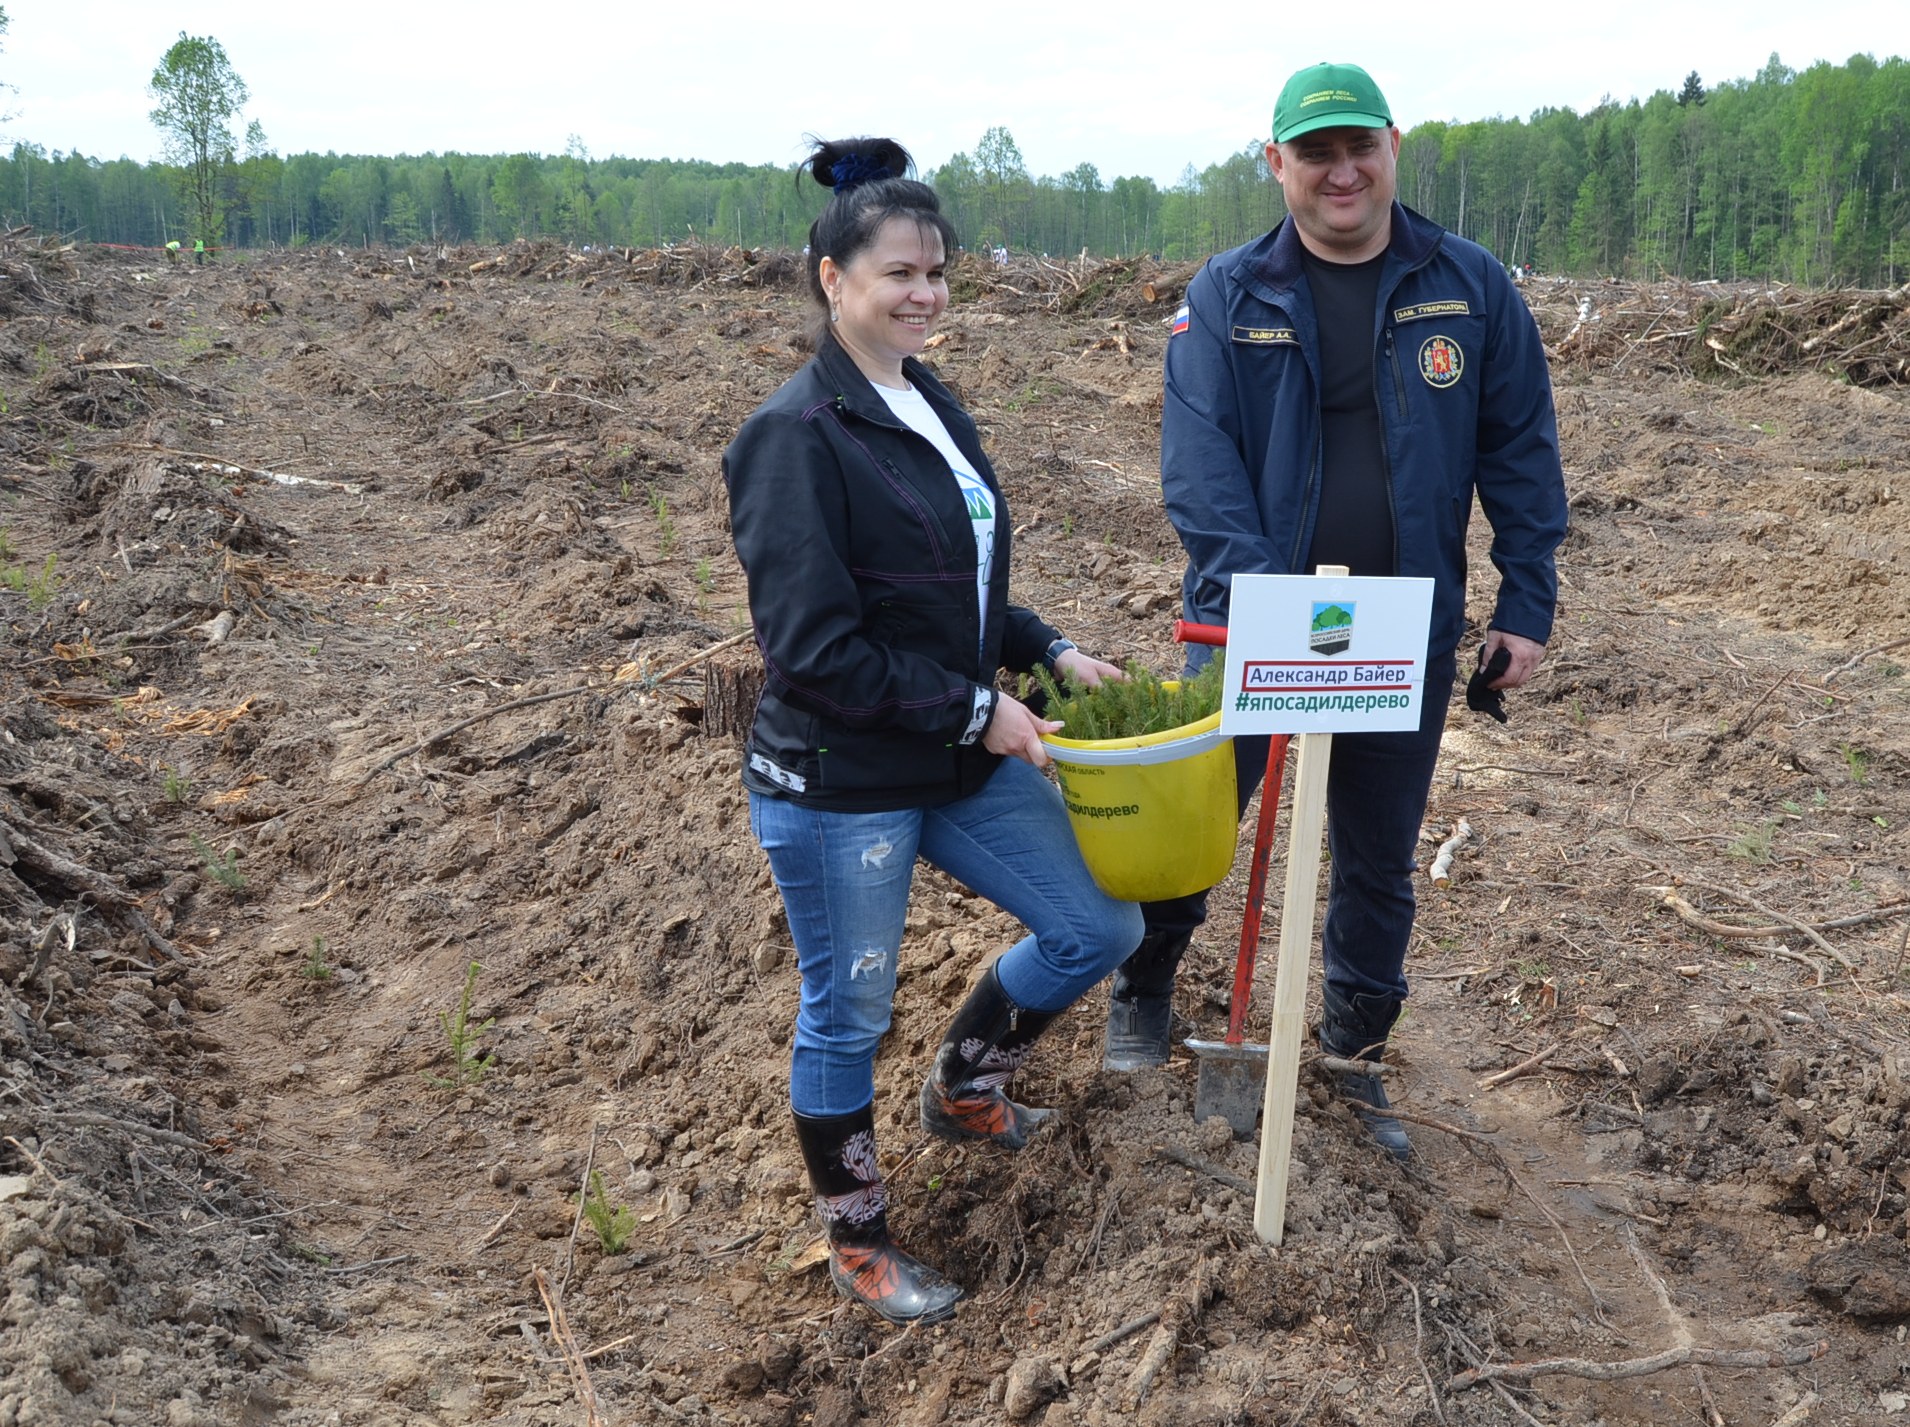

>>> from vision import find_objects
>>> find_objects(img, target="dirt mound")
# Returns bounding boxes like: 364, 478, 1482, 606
0, 243, 1905, 1427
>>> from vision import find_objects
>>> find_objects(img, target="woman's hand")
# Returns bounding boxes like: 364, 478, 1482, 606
1052, 648, 1126, 689
983, 692, 1062, 768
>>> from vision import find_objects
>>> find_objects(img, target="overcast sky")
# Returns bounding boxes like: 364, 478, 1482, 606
5, 1, 1901, 186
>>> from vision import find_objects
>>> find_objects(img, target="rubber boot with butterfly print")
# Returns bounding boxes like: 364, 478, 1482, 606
919, 961, 1060, 1150
791, 1105, 964, 1325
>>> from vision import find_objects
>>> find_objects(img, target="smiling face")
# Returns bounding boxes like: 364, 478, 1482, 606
819, 217, 949, 387
1266, 124, 1401, 263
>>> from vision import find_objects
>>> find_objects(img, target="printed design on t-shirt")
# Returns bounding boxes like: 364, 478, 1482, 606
1418, 335, 1464, 388
949, 466, 997, 596
1231, 326, 1298, 345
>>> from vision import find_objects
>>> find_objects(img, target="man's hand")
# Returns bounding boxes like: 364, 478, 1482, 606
983, 692, 1062, 768
1481, 630, 1546, 689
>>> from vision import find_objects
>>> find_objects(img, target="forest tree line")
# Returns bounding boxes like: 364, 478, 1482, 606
2, 52, 1905, 286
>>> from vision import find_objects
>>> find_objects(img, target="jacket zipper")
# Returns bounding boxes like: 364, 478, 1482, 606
1382, 328, 1410, 420
1291, 442, 1321, 573
1379, 328, 1406, 575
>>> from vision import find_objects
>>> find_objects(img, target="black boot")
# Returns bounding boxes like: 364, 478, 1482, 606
1318, 988, 1411, 1162
920, 963, 1059, 1149
1101, 930, 1193, 1072
792, 1105, 964, 1325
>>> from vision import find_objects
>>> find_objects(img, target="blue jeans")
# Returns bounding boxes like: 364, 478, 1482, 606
1142, 651, 1457, 1005
750, 758, 1143, 1118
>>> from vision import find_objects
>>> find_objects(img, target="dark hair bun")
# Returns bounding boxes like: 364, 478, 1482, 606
804, 137, 913, 193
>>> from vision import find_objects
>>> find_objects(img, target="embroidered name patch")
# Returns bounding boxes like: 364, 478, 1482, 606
1231, 326, 1298, 345
1419, 335, 1464, 388
1394, 300, 1471, 323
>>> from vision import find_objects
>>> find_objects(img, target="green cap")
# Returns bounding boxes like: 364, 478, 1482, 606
1272, 62, 1392, 143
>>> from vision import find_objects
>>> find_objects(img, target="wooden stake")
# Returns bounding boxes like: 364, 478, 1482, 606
1252, 726, 1332, 1244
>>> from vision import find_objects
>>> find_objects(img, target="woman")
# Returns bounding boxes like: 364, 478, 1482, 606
724, 137, 1143, 1326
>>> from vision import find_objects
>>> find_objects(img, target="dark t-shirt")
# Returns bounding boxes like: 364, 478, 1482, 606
1300, 248, 1394, 577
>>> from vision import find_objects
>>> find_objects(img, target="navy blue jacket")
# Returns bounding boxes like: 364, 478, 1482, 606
1163, 203, 1567, 661
724, 334, 1059, 811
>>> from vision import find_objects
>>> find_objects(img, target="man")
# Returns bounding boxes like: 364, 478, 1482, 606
1104, 63, 1567, 1160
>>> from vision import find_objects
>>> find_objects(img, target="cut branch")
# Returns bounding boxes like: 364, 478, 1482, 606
1120, 1258, 1212, 1411
1477, 1041, 1562, 1090
1447, 1340, 1827, 1390
534, 1268, 608, 1427
1430, 819, 1473, 888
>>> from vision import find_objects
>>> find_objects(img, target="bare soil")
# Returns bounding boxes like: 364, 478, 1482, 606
2, 239, 1908, 1427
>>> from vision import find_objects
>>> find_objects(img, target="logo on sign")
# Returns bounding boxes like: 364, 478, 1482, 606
1309, 601, 1353, 656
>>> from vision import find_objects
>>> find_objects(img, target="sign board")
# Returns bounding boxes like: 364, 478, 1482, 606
1219, 575, 1436, 735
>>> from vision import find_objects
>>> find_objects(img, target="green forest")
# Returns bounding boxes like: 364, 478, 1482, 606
2, 52, 1906, 286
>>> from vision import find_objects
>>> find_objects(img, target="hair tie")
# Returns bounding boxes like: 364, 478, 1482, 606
832, 152, 892, 192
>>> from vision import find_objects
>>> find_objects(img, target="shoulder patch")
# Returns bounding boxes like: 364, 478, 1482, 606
1230, 326, 1298, 345
1418, 335, 1464, 388
1393, 299, 1472, 324
1170, 305, 1190, 336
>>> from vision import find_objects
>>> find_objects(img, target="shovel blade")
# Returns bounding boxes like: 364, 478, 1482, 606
1186, 1038, 1269, 1137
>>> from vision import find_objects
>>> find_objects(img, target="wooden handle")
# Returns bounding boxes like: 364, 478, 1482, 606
1251, 561, 1348, 1244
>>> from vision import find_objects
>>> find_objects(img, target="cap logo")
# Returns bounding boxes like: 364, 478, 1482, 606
1419, 335, 1464, 388
1302, 89, 1361, 109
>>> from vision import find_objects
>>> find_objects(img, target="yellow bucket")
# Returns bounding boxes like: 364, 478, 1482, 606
1043, 706, 1237, 902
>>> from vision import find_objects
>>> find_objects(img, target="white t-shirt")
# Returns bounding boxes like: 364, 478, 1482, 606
874, 383, 996, 655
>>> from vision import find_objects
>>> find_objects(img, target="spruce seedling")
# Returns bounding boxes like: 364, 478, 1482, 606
162, 766, 192, 804
1838, 742, 1870, 784
428, 960, 496, 1087
577, 1170, 637, 1254
190, 833, 246, 890
651, 490, 678, 554
1726, 819, 1778, 862
302, 935, 333, 981
2, 551, 59, 608
1032, 660, 1223, 741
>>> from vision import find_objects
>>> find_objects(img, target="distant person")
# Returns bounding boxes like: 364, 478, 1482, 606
193, 239, 206, 266
165, 240, 181, 263
1105, 62, 1568, 1164
723, 135, 1142, 1324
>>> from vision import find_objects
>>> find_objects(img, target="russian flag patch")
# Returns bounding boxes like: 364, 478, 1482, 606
1170, 304, 1190, 336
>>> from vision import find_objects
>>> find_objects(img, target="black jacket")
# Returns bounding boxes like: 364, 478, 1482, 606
724, 334, 1060, 811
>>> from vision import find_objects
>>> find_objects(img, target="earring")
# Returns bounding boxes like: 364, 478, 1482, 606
829, 304, 840, 324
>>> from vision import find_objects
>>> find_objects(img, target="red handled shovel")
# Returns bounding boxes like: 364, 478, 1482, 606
1176, 618, 1292, 1135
